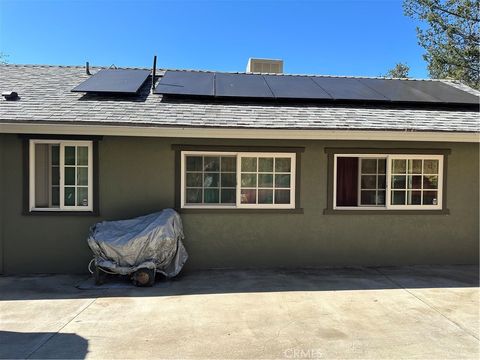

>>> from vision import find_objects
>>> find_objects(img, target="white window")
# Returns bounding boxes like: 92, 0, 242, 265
181, 151, 296, 209
29, 140, 93, 212
334, 154, 443, 210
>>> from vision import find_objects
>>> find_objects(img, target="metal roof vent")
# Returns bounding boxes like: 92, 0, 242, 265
246, 58, 283, 73
2, 91, 19, 101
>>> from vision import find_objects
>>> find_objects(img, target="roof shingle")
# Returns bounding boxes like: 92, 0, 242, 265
0, 64, 478, 133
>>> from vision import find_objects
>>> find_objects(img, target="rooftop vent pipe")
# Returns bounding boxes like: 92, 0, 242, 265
152, 55, 157, 92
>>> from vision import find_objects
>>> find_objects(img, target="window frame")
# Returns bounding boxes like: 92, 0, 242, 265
180, 151, 296, 209
29, 139, 94, 212
333, 153, 444, 211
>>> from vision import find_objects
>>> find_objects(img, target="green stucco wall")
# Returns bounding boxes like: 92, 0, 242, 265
0, 134, 478, 274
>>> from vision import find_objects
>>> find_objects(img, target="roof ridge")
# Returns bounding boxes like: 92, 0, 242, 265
0, 64, 464, 83
158, 67, 449, 82
0, 63, 151, 70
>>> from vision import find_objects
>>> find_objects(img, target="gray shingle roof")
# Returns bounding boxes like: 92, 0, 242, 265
0, 64, 478, 133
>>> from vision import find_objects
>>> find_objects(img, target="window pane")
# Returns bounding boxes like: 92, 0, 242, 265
423, 175, 438, 189
241, 157, 257, 172
77, 167, 88, 186
423, 160, 438, 174
275, 158, 291, 172
360, 190, 376, 205
275, 190, 290, 204
51, 187, 59, 206
204, 157, 219, 171
65, 146, 76, 165
186, 173, 202, 187
221, 189, 236, 204
186, 156, 202, 171
361, 159, 377, 174
408, 160, 422, 174
51, 145, 60, 165
241, 173, 256, 187
186, 189, 202, 203
77, 146, 88, 166
391, 191, 406, 205
204, 189, 219, 203
275, 174, 291, 188
221, 173, 236, 188
221, 157, 236, 172
65, 167, 75, 186
407, 191, 422, 205
361, 175, 376, 189
377, 175, 386, 189
64, 187, 75, 206
241, 189, 256, 204
51, 166, 59, 186
407, 175, 422, 189
77, 187, 88, 206
423, 191, 438, 205
258, 158, 273, 172
377, 190, 386, 205
392, 159, 406, 174
204, 173, 219, 187
258, 174, 273, 187
258, 189, 273, 204
378, 159, 386, 174
392, 175, 406, 189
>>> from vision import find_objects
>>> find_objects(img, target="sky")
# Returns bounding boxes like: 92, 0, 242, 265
0, 0, 429, 78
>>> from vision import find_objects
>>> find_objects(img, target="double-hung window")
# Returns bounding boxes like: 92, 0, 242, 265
334, 154, 443, 210
181, 151, 296, 209
29, 140, 93, 212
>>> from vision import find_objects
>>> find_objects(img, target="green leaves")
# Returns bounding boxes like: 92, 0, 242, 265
404, 0, 479, 89
385, 63, 411, 78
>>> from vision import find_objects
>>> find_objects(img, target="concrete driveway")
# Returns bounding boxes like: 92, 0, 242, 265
0, 266, 478, 359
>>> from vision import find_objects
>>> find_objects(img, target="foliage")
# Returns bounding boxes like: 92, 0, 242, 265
0, 52, 8, 65
385, 63, 411, 78
404, 0, 480, 89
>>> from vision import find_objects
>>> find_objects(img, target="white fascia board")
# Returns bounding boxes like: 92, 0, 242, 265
0, 123, 479, 143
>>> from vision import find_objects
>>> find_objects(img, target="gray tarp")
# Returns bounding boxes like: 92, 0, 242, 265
87, 209, 188, 277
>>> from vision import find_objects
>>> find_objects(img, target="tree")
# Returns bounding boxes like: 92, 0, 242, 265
403, 0, 480, 89
385, 63, 410, 78
0, 52, 8, 65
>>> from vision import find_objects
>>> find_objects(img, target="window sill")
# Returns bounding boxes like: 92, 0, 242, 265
179, 208, 304, 214
323, 208, 450, 215
25, 210, 99, 216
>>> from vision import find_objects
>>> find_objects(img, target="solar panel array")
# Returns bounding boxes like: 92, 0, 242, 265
154, 70, 479, 105
72, 69, 151, 94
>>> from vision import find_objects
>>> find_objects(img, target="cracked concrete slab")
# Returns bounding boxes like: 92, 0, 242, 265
0, 266, 478, 359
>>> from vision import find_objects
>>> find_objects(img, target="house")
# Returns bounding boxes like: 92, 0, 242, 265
0, 60, 478, 274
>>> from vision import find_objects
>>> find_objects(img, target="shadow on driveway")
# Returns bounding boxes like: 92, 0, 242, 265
0, 265, 478, 301
0, 331, 88, 359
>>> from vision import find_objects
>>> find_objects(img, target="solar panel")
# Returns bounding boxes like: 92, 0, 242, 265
215, 73, 273, 98
405, 80, 479, 104
152, 70, 478, 106
154, 71, 214, 96
264, 75, 332, 99
358, 78, 440, 103
311, 77, 388, 101
71, 69, 151, 94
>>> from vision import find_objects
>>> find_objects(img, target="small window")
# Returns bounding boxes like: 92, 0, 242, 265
334, 154, 443, 210
29, 140, 93, 211
181, 152, 296, 209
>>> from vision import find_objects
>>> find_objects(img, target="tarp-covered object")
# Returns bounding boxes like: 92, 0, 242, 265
87, 209, 188, 277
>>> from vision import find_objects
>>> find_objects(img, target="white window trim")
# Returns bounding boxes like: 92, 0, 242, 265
29, 139, 93, 212
333, 153, 444, 211
180, 151, 296, 209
